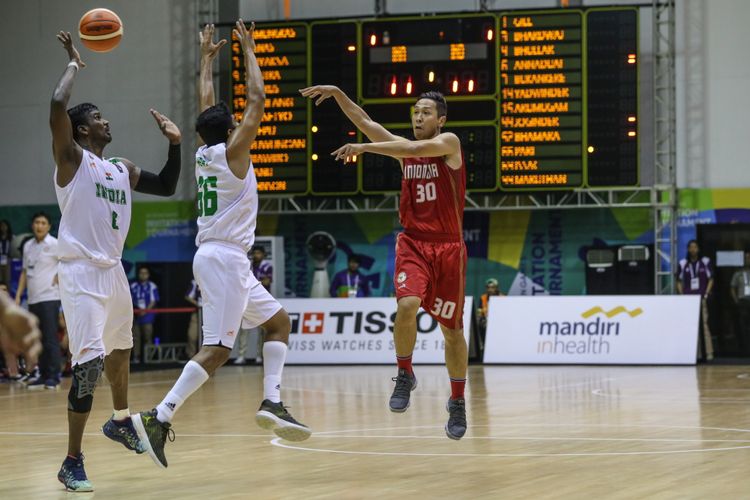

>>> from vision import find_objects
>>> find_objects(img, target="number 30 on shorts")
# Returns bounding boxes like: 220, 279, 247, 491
431, 297, 457, 319
415, 182, 436, 203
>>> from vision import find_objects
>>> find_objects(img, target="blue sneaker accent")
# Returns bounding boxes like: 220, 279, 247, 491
58, 453, 94, 492
102, 416, 147, 454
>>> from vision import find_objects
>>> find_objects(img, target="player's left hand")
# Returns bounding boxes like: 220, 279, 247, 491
332, 143, 364, 163
150, 109, 182, 145
234, 19, 256, 53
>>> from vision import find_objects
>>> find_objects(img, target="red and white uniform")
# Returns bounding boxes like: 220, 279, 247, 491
394, 151, 467, 329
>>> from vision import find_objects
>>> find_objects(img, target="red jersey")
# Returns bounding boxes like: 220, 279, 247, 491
399, 152, 465, 241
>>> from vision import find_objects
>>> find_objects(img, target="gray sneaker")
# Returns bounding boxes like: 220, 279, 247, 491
389, 369, 417, 413
255, 399, 311, 442
132, 409, 174, 468
445, 398, 467, 440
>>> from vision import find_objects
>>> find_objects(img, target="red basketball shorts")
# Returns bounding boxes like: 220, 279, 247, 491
394, 232, 467, 330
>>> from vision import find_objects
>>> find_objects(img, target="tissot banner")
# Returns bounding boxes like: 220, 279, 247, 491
280, 297, 473, 364
483, 295, 699, 364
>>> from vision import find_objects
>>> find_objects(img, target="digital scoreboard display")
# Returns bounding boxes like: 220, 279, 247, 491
228, 8, 639, 195
499, 12, 584, 189
361, 16, 496, 98
232, 24, 308, 194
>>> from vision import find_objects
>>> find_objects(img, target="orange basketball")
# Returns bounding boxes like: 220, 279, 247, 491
78, 8, 123, 52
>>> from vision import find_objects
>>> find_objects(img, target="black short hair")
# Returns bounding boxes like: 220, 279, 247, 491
348, 254, 361, 265
687, 239, 698, 249
417, 91, 447, 117
67, 103, 99, 141
251, 244, 266, 254
0, 219, 11, 238
31, 212, 51, 225
196, 102, 235, 146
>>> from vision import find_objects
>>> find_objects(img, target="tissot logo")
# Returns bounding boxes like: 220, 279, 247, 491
288, 309, 438, 335
302, 312, 324, 334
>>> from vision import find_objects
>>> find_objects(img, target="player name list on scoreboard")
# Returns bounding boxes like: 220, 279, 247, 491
499, 13, 583, 189
231, 25, 308, 193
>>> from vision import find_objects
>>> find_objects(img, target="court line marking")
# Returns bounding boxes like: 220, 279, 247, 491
270, 423, 750, 458
590, 388, 750, 403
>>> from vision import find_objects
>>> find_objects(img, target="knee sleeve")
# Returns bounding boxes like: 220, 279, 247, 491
67, 356, 103, 413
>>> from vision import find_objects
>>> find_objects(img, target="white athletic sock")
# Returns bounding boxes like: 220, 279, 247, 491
263, 341, 287, 403
156, 360, 209, 423
113, 408, 130, 421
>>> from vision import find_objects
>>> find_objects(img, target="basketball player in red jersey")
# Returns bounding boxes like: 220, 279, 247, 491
300, 86, 467, 439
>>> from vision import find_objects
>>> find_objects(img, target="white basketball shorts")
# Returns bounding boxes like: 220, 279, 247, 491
194, 242, 281, 349
59, 260, 134, 366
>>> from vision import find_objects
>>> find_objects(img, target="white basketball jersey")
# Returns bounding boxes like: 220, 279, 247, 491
194, 143, 257, 251
54, 149, 131, 267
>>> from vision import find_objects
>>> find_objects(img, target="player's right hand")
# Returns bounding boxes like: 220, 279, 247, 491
299, 85, 340, 105
199, 24, 227, 61
56, 31, 86, 68
0, 298, 42, 365
233, 19, 256, 54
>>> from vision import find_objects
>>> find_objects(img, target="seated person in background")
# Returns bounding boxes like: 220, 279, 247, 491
730, 250, 750, 355
478, 278, 504, 330
330, 254, 371, 298
130, 266, 159, 364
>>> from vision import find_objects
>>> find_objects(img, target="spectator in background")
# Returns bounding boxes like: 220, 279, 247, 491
730, 250, 750, 355
476, 278, 504, 350
235, 245, 273, 365
330, 254, 371, 298
676, 240, 714, 360
130, 266, 159, 364
14, 212, 62, 389
184, 279, 201, 359
0, 220, 12, 286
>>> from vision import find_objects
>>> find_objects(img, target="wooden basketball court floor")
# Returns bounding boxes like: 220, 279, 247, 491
2, 364, 750, 499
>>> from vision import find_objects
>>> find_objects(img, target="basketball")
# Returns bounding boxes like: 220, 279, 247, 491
78, 8, 123, 52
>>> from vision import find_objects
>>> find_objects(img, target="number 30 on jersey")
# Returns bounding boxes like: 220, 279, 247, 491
415, 182, 436, 203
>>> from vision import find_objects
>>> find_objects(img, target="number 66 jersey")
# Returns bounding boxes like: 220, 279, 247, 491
194, 142, 258, 252
395, 152, 468, 330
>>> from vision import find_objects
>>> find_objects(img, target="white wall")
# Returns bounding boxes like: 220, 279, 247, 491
676, 0, 750, 188
0, 0, 197, 206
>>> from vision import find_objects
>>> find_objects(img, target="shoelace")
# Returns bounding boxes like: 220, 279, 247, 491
165, 427, 176, 443
391, 373, 413, 399
448, 400, 467, 426
68, 455, 88, 482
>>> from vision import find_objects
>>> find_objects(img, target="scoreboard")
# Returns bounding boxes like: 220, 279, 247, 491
227, 8, 639, 195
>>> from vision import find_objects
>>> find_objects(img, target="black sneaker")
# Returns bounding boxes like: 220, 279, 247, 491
255, 399, 311, 442
445, 398, 467, 440
389, 369, 417, 413
102, 415, 147, 454
26, 377, 46, 391
57, 453, 94, 492
132, 409, 174, 468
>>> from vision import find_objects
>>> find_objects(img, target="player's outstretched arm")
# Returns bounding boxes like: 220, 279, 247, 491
332, 132, 461, 167
199, 24, 227, 112
50, 31, 85, 187
226, 19, 264, 179
299, 85, 405, 144
121, 109, 182, 196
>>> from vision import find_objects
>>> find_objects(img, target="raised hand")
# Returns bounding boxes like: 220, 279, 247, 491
199, 24, 227, 61
0, 296, 42, 366
150, 109, 181, 145
233, 19, 256, 53
299, 85, 340, 106
56, 31, 86, 67
331, 143, 363, 163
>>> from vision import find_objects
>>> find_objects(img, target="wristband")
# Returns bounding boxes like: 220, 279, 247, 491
67, 61, 79, 70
